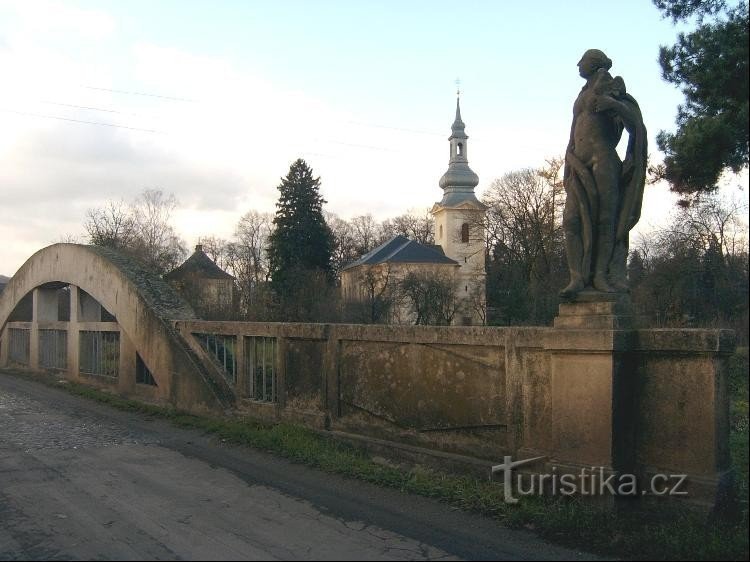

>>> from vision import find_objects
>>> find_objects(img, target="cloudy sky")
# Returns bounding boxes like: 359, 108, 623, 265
0, 0, 747, 276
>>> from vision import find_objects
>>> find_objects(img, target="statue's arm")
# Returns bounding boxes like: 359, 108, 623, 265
593, 94, 639, 131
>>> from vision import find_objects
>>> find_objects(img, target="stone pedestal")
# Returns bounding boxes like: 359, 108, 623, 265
543, 293, 635, 473
553, 292, 632, 329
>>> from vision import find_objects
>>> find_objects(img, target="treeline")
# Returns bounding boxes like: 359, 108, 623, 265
629, 196, 749, 341
80, 160, 436, 323
80, 159, 748, 342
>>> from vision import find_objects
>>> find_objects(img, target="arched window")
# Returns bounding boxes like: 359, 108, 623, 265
457, 143, 463, 156
461, 223, 469, 243
439, 225, 443, 240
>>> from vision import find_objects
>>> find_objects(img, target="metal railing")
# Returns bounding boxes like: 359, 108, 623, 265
8, 328, 30, 365
39, 329, 67, 370
79, 331, 120, 378
245, 336, 277, 403
193, 333, 237, 384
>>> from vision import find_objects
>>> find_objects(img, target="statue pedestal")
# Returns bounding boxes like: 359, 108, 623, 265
554, 292, 632, 329
543, 293, 636, 475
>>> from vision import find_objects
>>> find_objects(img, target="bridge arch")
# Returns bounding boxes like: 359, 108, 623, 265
0, 244, 233, 413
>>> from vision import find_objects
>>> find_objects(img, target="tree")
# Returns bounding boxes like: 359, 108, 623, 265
129, 189, 187, 274
481, 161, 566, 324
341, 263, 396, 324
197, 236, 230, 271
653, 0, 749, 196
630, 194, 748, 342
225, 211, 273, 319
84, 189, 187, 274
326, 212, 360, 278
399, 269, 458, 326
84, 200, 137, 251
381, 209, 435, 246
267, 159, 334, 320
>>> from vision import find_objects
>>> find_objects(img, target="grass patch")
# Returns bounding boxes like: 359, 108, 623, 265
6, 366, 749, 561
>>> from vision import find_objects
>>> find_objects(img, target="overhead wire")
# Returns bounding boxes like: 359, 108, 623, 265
0, 109, 165, 134
6, 85, 460, 148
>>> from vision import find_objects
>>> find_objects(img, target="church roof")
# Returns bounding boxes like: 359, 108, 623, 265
164, 245, 234, 281
342, 235, 458, 271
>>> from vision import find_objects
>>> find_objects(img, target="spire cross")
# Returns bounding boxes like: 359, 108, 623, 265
455, 78, 461, 97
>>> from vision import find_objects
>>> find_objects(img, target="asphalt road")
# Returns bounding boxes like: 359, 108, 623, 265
0, 371, 596, 560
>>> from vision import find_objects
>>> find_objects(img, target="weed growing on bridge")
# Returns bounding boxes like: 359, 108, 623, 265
7, 358, 748, 561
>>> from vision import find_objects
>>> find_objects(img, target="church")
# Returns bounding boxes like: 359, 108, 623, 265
341, 97, 487, 325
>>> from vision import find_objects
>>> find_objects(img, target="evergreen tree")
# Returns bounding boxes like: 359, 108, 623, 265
267, 159, 334, 319
653, 0, 749, 197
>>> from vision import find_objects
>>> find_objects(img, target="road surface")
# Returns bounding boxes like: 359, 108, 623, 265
0, 371, 595, 560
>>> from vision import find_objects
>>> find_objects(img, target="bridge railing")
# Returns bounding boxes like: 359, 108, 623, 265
176, 322, 284, 406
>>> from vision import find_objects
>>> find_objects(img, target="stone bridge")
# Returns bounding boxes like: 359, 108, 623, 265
0, 243, 735, 506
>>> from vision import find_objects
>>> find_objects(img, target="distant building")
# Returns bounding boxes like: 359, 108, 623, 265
164, 245, 235, 319
340, 235, 459, 324
0, 275, 8, 295
342, 97, 487, 325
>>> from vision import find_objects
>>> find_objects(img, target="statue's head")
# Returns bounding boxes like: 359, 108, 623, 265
578, 49, 612, 78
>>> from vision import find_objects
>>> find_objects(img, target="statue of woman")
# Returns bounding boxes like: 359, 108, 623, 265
560, 49, 647, 298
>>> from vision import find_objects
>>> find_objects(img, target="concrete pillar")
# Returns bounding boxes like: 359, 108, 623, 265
542, 295, 636, 472
0, 326, 8, 367
67, 286, 80, 380
235, 333, 246, 397
119, 328, 136, 394
276, 336, 288, 408
322, 326, 340, 421
29, 289, 41, 369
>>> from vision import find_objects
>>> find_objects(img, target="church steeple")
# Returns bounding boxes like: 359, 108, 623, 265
438, 94, 480, 205
450, 96, 466, 140
431, 92, 487, 326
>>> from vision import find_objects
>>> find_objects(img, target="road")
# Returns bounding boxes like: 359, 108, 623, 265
0, 371, 595, 560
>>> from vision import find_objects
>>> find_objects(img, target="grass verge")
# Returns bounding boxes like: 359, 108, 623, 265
5, 360, 748, 561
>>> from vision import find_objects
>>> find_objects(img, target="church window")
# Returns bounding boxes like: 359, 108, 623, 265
457, 143, 463, 156
461, 223, 469, 243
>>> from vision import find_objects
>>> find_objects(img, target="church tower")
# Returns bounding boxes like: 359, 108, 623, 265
431, 95, 487, 325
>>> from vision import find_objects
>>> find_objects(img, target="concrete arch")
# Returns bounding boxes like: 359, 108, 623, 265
0, 244, 234, 413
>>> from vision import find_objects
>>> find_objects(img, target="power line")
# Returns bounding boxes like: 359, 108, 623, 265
41, 101, 144, 117
1, 109, 164, 134
82, 85, 198, 103
346, 120, 443, 137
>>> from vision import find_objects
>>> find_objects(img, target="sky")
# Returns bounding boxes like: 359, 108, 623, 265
0, 0, 747, 276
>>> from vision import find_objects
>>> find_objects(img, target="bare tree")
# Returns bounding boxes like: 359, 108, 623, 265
84, 190, 187, 274
630, 194, 748, 340
342, 264, 396, 324
197, 236, 230, 271
327, 213, 359, 276
399, 268, 458, 325
350, 214, 383, 253
225, 210, 273, 318
381, 208, 435, 245
84, 200, 137, 251
130, 189, 186, 273
480, 159, 566, 324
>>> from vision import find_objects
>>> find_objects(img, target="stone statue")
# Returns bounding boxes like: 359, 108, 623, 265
560, 49, 647, 299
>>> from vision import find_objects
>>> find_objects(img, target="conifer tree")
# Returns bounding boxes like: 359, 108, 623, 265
653, 0, 748, 197
267, 159, 334, 318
